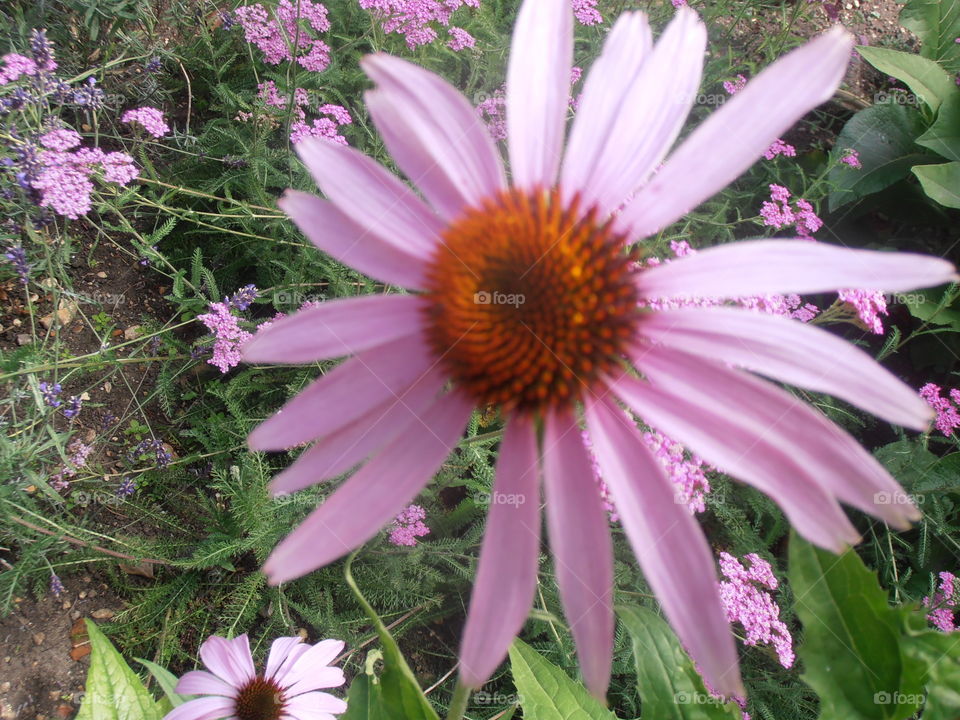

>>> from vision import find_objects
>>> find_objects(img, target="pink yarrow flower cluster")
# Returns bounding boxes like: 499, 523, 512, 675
245, 81, 352, 145
477, 69, 583, 140
0, 51, 55, 84
572, 0, 602, 25
924, 571, 958, 633
121, 107, 170, 138
920, 383, 960, 436
643, 430, 711, 513
165, 633, 346, 720
358, 0, 479, 50
388, 504, 430, 546
198, 301, 253, 373
32, 145, 138, 219
837, 288, 888, 334
760, 184, 822, 238
718, 552, 795, 668
235, 0, 332, 71
243, 0, 955, 701
840, 148, 862, 168
582, 429, 619, 521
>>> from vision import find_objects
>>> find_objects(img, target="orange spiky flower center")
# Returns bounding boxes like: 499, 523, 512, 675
423, 187, 639, 414
234, 676, 286, 720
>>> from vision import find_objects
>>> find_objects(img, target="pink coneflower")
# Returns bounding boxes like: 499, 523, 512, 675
243, 0, 955, 702
165, 634, 346, 720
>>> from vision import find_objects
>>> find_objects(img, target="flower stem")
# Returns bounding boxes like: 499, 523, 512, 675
446, 680, 471, 720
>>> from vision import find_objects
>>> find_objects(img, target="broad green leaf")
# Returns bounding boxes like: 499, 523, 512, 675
917, 94, 960, 161
136, 657, 188, 708
828, 103, 935, 210
618, 605, 741, 720
344, 555, 439, 720
857, 46, 956, 113
340, 675, 390, 720
76, 620, 165, 720
901, 619, 960, 720
789, 535, 925, 720
913, 161, 960, 208
900, 0, 960, 74
509, 639, 619, 719
900, 286, 960, 333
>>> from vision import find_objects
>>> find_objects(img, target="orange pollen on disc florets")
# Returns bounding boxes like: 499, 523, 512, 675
234, 676, 286, 720
423, 187, 639, 414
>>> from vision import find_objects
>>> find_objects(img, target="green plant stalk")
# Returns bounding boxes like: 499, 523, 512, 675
445, 680, 471, 720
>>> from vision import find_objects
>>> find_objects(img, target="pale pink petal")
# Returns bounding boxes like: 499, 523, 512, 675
561, 11, 651, 205
284, 691, 348, 718
243, 294, 425, 364
642, 307, 933, 430
583, 395, 744, 699
362, 53, 505, 220
198, 636, 252, 688
228, 635, 256, 683
612, 360, 861, 549
295, 138, 442, 257
506, 0, 572, 188
265, 637, 304, 682
284, 640, 346, 696
263, 392, 473, 584
162, 695, 234, 720
270, 368, 447, 495
542, 409, 614, 698
174, 671, 234, 697
279, 190, 427, 290
459, 416, 540, 688
566, 8, 706, 215
618, 27, 853, 238
637, 239, 958, 300
629, 344, 919, 530
247, 333, 435, 451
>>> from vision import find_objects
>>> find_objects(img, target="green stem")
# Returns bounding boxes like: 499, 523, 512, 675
446, 680, 471, 720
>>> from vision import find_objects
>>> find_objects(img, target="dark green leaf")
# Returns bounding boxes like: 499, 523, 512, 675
509, 639, 619, 719
619, 605, 741, 720
900, 0, 960, 74
917, 93, 960, 161
340, 675, 390, 720
828, 103, 935, 210
789, 535, 925, 720
857, 46, 956, 112
135, 657, 188, 708
913, 161, 960, 208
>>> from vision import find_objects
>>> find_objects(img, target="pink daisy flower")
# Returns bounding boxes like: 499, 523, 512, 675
243, 0, 956, 702
165, 634, 347, 720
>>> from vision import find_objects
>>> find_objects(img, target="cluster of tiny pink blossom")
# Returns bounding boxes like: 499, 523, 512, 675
388, 504, 430, 546
572, 0, 602, 25
197, 300, 253, 374
121, 107, 170, 138
0, 50, 55, 84
643, 430, 712, 514
718, 552, 795, 668
50, 438, 93, 490
763, 137, 796, 160
476, 88, 507, 140
32, 142, 138, 219
242, 81, 352, 145
641, 240, 820, 322
759, 184, 823, 238
923, 571, 958, 632
234, 0, 332, 71
839, 148, 862, 168
358, 0, 478, 50
581, 429, 619, 522
290, 110, 353, 145
919, 383, 960, 436
837, 288, 888, 334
